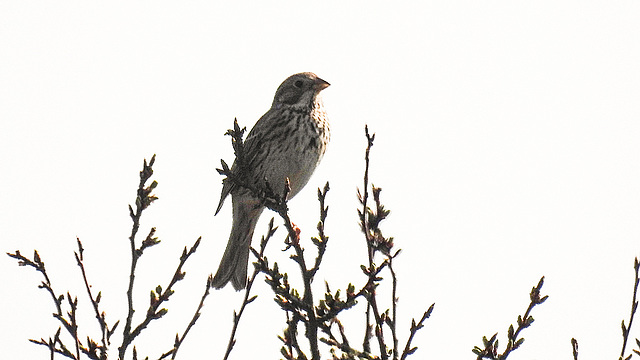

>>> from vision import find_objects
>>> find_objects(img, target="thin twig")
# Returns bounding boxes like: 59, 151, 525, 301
67, 293, 80, 359
222, 218, 277, 360
309, 182, 330, 279
473, 276, 548, 359
400, 306, 434, 360
283, 311, 295, 359
75, 238, 110, 359
388, 256, 399, 360
571, 338, 578, 360
157, 275, 215, 360
620, 257, 640, 360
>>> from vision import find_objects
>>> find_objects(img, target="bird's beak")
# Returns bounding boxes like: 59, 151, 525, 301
315, 77, 330, 91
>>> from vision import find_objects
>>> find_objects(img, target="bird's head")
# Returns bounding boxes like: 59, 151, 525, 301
272, 72, 330, 109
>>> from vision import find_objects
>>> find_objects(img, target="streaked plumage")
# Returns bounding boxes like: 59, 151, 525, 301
212, 72, 330, 290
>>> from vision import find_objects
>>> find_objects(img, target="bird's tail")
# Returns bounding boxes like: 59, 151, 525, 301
212, 201, 262, 290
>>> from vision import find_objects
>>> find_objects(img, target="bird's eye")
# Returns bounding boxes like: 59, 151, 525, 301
294, 80, 304, 88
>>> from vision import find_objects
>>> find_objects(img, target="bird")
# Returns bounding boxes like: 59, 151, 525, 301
212, 72, 331, 290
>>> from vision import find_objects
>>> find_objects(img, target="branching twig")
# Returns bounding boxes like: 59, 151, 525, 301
10, 154, 207, 360
217, 122, 432, 359
358, 126, 389, 359
218, 119, 333, 360
120, 237, 202, 359
354, 125, 432, 360
285, 205, 321, 359
358, 126, 395, 359
7, 250, 62, 319
321, 319, 378, 360
473, 276, 548, 359
7, 250, 89, 359
120, 155, 159, 360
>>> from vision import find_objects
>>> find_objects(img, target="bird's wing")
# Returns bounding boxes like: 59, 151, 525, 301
242, 107, 280, 172
216, 107, 278, 215
243, 110, 273, 159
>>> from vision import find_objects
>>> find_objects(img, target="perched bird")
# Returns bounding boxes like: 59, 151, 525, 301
212, 72, 331, 290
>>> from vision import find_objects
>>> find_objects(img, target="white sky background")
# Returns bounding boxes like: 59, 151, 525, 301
2, 1, 640, 359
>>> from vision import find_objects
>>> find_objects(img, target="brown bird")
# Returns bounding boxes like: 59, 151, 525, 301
212, 72, 330, 290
